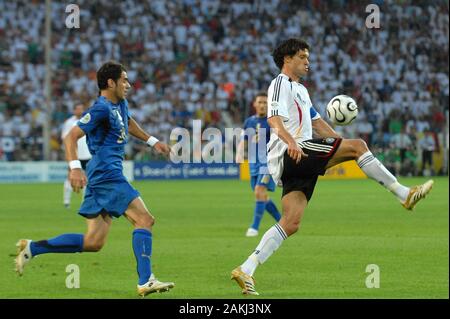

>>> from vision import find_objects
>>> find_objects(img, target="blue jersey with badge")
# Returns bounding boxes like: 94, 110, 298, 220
77, 96, 130, 186
243, 115, 271, 176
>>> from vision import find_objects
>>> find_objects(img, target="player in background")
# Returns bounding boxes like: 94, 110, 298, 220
15, 61, 175, 297
236, 92, 281, 237
231, 38, 434, 295
61, 103, 92, 208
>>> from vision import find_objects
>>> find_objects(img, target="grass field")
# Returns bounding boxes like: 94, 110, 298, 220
0, 177, 448, 299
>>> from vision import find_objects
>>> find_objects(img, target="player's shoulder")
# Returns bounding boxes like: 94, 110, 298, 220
269, 73, 291, 87
244, 115, 256, 126
90, 96, 111, 111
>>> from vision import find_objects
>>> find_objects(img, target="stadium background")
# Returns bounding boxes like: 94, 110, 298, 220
0, 0, 448, 299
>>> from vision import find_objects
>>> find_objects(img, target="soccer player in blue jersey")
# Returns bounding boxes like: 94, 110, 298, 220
15, 61, 175, 297
236, 92, 281, 237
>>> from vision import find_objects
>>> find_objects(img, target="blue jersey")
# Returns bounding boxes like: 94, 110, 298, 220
243, 115, 271, 176
77, 96, 130, 186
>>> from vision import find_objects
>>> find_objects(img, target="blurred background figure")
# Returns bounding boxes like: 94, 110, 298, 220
419, 130, 437, 176
0, 0, 448, 176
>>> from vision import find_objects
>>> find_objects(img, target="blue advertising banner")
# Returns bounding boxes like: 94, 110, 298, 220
134, 162, 239, 180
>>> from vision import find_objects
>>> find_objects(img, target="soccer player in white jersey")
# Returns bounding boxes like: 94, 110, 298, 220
61, 103, 92, 208
231, 38, 434, 295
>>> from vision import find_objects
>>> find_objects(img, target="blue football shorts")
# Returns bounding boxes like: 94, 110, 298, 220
79, 180, 140, 218
250, 174, 276, 192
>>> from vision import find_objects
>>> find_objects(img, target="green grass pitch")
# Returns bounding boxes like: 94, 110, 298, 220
0, 177, 448, 298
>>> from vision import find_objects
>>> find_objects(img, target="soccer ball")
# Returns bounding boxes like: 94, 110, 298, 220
326, 95, 358, 126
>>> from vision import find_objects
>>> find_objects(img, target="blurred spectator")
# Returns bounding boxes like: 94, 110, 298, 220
418, 130, 437, 176
390, 127, 414, 164
0, 0, 447, 178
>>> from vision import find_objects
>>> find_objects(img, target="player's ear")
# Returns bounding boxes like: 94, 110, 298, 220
107, 78, 116, 89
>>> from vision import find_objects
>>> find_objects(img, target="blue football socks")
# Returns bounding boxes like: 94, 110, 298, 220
250, 201, 266, 230
265, 199, 281, 221
30, 234, 84, 256
132, 229, 153, 285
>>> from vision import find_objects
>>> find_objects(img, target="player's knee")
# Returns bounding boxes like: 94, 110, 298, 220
254, 189, 266, 201
136, 214, 155, 229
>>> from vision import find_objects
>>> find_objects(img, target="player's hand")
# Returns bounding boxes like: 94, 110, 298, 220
287, 141, 308, 164
154, 142, 171, 158
235, 154, 244, 163
69, 169, 87, 193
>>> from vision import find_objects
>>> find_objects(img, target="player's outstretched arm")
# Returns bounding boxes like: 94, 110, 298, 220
64, 125, 87, 193
268, 115, 307, 163
128, 117, 171, 157
312, 118, 341, 139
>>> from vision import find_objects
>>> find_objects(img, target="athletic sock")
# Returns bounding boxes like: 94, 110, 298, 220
63, 179, 72, 205
250, 201, 266, 230
132, 229, 153, 285
265, 199, 281, 221
30, 234, 84, 256
241, 223, 287, 276
357, 151, 410, 202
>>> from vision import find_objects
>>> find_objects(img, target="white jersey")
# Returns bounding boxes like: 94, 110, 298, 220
61, 115, 92, 160
266, 73, 321, 186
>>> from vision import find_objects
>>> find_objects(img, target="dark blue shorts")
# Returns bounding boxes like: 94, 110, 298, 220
250, 174, 276, 192
79, 181, 140, 218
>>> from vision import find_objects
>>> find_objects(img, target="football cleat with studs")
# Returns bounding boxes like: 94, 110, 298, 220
137, 279, 175, 297
15, 239, 32, 276
402, 179, 434, 211
231, 266, 259, 296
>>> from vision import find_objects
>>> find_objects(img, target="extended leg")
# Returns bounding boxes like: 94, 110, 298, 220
327, 139, 433, 210
124, 197, 174, 297
15, 213, 111, 276
232, 191, 307, 295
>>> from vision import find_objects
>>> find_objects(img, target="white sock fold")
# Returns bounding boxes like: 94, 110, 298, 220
241, 224, 287, 276
357, 151, 409, 202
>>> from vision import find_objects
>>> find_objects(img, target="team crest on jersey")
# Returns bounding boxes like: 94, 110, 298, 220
79, 113, 91, 124
325, 137, 335, 144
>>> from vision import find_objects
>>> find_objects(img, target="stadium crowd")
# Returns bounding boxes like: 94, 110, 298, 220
0, 0, 448, 175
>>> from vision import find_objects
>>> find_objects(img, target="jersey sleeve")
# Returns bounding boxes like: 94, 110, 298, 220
77, 104, 109, 134
310, 105, 321, 120
268, 77, 291, 120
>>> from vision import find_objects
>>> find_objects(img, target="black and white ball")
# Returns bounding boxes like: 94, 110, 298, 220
326, 95, 358, 126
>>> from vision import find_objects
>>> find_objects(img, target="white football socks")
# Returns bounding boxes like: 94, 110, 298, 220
241, 224, 287, 276
357, 151, 410, 202
63, 179, 72, 206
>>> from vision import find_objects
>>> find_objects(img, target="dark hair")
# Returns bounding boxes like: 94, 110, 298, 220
97, 61, 126, 91
254, 91, 268, 102
272, 38, 310, 70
